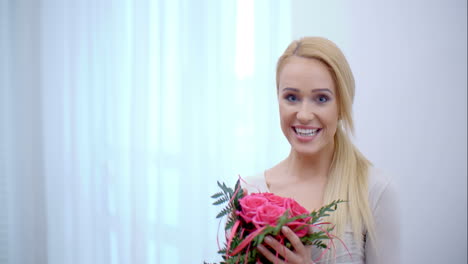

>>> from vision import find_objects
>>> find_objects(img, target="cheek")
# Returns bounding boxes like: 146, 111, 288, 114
278, 108, 293, 136
321, 108, 339, 130
278, 105, 289, 123
279, 114, 289, 130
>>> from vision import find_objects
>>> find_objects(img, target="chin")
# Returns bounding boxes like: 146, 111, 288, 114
290, 145, 322, 156
290, 138, 335, 157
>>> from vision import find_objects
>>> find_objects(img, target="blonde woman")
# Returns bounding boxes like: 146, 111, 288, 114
243, 37, 399, 263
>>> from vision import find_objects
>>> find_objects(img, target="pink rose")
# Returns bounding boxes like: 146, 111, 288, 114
262, 193, 288, 207
238, 192, 311, 237
238, 194, 268, 223
284, 198, 310, 217
252, 204, 286, 227
283, 198, 311, 237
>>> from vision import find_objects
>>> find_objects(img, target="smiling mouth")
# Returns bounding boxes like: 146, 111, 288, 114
293, 127, 321, 137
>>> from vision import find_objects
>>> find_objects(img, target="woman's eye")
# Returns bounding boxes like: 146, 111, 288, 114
317, 95, 329, 103
286, 94, 298, 102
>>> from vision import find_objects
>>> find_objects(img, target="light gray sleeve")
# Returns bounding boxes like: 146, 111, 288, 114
365, 179, 400, 264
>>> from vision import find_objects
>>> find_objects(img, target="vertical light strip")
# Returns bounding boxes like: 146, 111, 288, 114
89, 1, 104, 262
0, 1, 10, 263
106, 2, 118, 264
146, 1, 163, 264
235, 0, 255, 80
62, 2, 74, 263
158, 0, 182, 258
147, 1, 160, 263
147, 0, 161, 221
130, 0, 150, 262
119, 0, 134, 263
75, 1, 90, 198
41, 1, 70, 263
161, 0, 181, 155
233, 0, 257, 174
74, 1, 93, 263
267, 0, 292, 165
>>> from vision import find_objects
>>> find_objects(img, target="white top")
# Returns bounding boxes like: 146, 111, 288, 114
241, 167, 400, 264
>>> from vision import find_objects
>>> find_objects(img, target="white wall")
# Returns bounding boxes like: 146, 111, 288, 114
291, 1, 467, 263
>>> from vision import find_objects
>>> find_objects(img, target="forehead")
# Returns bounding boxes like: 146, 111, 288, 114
278, 56, 335, 91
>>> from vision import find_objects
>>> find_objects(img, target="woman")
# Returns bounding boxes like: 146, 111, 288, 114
243, 37, 399, 263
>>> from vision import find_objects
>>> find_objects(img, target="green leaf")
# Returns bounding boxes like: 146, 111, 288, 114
213, 196, 229, 205
211, 192, 224, 199
225, 216, 237, 230
216, 207, 231, 219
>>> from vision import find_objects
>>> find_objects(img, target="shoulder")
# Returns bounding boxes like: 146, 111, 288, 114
367, 167, 398, 212
240, 172, 269, 193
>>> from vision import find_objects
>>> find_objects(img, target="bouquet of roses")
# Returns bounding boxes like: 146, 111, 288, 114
205, 179, 344, 264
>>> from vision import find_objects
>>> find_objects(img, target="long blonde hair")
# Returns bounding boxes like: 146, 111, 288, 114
276, 37, 375, 246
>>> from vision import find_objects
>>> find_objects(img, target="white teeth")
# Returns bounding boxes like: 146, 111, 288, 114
295, 128, 320, 136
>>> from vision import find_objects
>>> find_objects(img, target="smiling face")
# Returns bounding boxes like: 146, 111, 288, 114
277, 56, 339, 157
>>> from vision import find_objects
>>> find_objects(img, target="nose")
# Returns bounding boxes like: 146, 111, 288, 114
296, 102, 315, 124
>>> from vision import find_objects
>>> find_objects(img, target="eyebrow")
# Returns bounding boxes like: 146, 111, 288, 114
282, 87, 334, 95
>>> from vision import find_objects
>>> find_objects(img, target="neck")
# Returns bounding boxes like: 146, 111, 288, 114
284, 144, 335, 181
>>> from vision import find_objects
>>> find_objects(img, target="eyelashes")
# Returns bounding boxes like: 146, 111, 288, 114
285, 94, 298, 102
316, 94, 330, 103
283, 93, 331, 104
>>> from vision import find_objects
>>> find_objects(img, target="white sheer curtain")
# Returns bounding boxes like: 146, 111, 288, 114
1, 0, 291, 263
